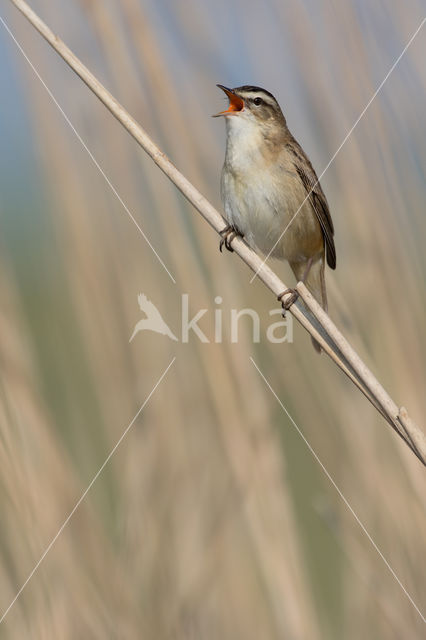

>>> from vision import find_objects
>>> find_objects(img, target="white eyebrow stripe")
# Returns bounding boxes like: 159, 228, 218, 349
239, 92, 277, 107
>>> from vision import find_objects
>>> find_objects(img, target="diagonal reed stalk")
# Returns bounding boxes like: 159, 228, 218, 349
8, 0, 426, 466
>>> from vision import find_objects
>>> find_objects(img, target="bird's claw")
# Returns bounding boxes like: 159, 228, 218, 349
277, 288, 299, 317
219, 224, 242, 253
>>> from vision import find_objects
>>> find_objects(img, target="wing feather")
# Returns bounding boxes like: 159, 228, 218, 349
287, 140, 336, 269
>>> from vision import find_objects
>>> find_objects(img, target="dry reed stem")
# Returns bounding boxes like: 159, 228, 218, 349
9, 0, 426, 466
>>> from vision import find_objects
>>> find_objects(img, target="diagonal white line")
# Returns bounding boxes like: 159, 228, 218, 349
0, 357, 176, 624
250, 356, 426, 623
0, 14, 176, 284
250, 17, 426, 283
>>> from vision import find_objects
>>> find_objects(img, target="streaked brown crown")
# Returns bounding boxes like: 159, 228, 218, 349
232, 86, 286, 124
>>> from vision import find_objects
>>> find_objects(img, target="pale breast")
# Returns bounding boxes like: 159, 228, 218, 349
221, 116, 323, 262
221, 158, 322, 262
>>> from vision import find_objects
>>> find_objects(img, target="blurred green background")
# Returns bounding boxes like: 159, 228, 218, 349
0, 1, 425, 638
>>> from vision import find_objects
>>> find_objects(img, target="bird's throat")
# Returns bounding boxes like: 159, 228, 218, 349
224, 116, 266, 173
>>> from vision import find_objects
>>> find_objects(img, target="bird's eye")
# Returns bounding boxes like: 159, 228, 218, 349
253, 97, 263, 106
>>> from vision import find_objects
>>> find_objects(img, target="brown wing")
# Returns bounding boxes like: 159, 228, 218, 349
287, 140, 336, 270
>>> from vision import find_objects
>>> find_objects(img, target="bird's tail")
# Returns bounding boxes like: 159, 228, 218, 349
290, 255, 327, 353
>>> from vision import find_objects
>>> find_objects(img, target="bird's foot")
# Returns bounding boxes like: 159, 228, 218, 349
277, 288, 299, 317
219, 224, 243, 253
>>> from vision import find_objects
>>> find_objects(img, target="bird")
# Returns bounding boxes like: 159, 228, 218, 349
129, 294, 178, 342
214, 84, 336, 351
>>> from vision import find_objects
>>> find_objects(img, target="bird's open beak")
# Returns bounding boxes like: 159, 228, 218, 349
212, 84, 244, 117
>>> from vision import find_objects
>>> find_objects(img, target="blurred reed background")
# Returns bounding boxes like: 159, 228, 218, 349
0, 0, 425, 638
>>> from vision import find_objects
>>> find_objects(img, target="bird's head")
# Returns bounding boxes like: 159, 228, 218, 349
213, 85, 286, 133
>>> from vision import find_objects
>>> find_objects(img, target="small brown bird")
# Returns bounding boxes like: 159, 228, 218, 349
214, 85, 336, 351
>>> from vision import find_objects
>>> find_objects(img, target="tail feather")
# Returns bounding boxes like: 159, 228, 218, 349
290, 254, 327, 353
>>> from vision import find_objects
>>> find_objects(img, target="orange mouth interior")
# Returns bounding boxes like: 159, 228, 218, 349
214, 86, 244, 116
